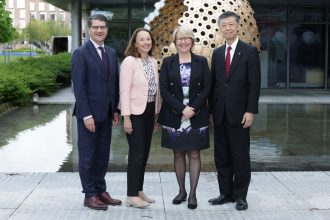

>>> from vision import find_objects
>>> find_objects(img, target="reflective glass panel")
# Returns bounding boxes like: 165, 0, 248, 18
131, 6, 154, 20
289, 24, 325, 88
290, 7, 325, 23
254, 7, 288, 88
106, 22, 129, 61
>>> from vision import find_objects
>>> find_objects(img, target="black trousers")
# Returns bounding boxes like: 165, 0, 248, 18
214, 117, 251, 200
126, 102, 155, 196
77, 116, 112, 198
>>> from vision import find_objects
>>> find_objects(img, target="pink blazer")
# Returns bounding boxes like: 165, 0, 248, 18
119, 56, 160, 116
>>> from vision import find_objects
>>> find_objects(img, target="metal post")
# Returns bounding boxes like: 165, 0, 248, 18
30, 13, 32, 59
71, 0, 82, 52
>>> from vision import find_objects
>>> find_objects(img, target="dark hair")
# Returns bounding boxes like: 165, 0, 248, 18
218, 11, 240, 24
87, 14, 108, 28
125, 28, 155, 57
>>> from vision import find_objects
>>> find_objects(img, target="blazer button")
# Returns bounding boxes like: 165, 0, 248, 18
170, 82, 174, 86
225, 84, 228, 87
172, 94, 175, 96
198, 82, 201, 86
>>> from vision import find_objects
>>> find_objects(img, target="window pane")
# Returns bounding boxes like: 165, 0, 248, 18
255, 7, 287, 88
19, 20, 26, 29
17, 0, 25, 9
289, 24, 325, 88
131, 7, 154, 20
39, 3, 45, 11
8, 0, 14, 8
20, 10, 25, 19
290, 8, 325, 23
91, 6, 128, 20
40, 13, 46, 20
106, 22, 129, 61
131, 22, 146, 35
30, 2, 35, 11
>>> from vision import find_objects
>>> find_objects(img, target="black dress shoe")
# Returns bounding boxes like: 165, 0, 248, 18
187, 196, 197, 209
236, 198, 248, 210
187, 203, 197, 209
172, 192, 187, 204
208, 194, 235, 205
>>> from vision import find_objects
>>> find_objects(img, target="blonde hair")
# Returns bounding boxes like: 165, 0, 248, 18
171, 25, 195, 48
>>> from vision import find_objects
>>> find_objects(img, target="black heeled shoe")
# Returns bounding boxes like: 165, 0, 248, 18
187, 197, 197, 209
172, 192, 187, 204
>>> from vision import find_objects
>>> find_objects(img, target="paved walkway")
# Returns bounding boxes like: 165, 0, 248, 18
1, 172, 330, 220
37, 87, 330, 104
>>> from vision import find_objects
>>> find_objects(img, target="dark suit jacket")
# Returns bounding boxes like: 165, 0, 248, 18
210, 40, 261, 126
158, 53, 211, 129
71, 40, 119, 122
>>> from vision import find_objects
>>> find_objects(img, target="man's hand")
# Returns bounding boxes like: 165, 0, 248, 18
209, 114, 214, 127
241, 112, 254, 128
113, 113, 120, 126
84, 117, 96, 132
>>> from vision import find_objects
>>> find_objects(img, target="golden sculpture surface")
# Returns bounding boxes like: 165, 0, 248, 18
147, 0, 260, 66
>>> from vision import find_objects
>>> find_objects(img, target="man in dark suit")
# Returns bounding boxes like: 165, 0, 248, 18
208, 11, 261, 210
71, 14, 121, 210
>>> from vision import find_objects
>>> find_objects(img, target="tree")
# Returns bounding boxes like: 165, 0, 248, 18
22, 19, 71, 44
0, 0, 18, 43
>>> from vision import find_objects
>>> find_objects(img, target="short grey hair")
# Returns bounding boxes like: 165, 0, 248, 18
218, 11, 240, 24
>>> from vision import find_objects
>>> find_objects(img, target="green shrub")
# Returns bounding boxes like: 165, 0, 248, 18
0, 53, 71, 105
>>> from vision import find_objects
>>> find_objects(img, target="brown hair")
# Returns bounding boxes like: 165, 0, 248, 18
125, 28, 155, 57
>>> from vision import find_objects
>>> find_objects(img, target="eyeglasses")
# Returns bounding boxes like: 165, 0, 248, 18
176, 37, 191, 42
90, 26, 107, 30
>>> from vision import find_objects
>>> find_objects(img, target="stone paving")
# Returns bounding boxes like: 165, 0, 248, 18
1, 172, 330, 220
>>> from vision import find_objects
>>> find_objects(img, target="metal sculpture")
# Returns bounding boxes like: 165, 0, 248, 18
145, 0, 260, 66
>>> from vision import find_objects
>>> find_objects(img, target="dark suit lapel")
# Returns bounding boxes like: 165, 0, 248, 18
172, 54, 182, 85
189, 54, 198, 93
218, 46, 227, 81
227, 40, 243, 81
105, 46, 114, 81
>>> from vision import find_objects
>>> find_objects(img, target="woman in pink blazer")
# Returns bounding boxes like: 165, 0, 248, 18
118, 28, 160, 209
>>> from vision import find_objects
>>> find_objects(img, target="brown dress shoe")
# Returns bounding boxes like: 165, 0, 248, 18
84, 196, 107, 210
99, 192, 122, 206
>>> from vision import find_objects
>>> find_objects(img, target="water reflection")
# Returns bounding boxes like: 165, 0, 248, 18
0, 105, 72, 172
0, 104, 329, 172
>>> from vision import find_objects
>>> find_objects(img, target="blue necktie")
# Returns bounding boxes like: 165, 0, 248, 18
99, 47, 110, 78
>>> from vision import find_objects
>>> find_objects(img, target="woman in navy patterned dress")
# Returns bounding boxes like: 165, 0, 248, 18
158, 25, 211, 209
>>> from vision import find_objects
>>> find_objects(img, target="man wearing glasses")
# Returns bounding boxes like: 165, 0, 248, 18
71, 14, 121, 210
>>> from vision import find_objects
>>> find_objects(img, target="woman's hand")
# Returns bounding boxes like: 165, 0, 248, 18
182, 106, 195, 120
123, 116, 133, 134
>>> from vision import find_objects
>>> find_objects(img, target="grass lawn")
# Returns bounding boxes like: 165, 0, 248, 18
0, 56, 23, 64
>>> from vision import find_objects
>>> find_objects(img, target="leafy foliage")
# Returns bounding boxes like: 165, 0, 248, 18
0, 53, 71, 105
21, 20, 71, 43
0, 0, 18, 43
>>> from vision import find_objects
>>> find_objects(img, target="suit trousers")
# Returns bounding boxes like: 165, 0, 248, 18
214, 117, 251, 200
77, 116, 112, 198
126, 102, 155, 196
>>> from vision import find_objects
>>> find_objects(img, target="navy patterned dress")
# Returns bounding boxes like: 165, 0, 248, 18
161, 63, 209, 150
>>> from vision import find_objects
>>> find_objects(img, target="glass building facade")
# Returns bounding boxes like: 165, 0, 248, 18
46, 0, 330, 90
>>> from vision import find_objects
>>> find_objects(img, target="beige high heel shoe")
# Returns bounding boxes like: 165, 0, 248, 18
139, 191, 155, 203
125, 196, 150, 208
